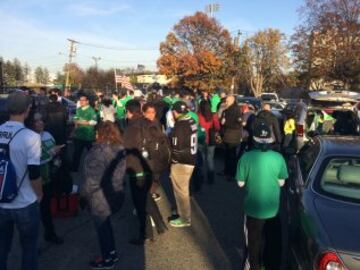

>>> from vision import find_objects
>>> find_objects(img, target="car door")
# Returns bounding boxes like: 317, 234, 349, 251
288, 140, 320, 269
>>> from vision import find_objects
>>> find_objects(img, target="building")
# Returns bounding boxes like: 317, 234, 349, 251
136, 74, 171, 85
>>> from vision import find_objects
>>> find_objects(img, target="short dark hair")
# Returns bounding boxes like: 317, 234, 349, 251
79, 93, 89, 100
119, 89, 127, 98
102, 98, 113, 107
7, 92, 32, 115
50, 88, 61, 96
125, 99, 141, 114
142, 102, 156, 113
39, 87, 47, 94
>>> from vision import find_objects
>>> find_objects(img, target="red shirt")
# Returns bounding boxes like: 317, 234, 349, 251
198, 113, 221, 144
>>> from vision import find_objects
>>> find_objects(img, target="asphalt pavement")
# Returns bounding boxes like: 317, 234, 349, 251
8, 151, 247, 270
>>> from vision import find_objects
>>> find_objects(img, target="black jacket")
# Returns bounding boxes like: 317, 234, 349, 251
221, 103, 243, 144
256, 110, 282, 144
123, 116, 152, 177
45, 102, 68, 145
170, 115, 197, 165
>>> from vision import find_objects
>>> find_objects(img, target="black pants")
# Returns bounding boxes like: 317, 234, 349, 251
146, 193, 167, 234
246, 216, 281, 270
224, 143, 239, 178
94, 217, 116, 260
40, 183, 56, 237
129, 176, 153, 239
191, 150, 204, 191
71, 139, 93, 172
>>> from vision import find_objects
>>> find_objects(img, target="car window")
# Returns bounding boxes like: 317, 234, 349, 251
317, 158, 360, 203
298, 141, 320, 182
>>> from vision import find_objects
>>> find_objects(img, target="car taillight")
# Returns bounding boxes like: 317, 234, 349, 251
317, 252, 347, 270
296, 124, 304, 137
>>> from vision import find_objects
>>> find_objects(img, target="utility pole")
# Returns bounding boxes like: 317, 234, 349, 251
0, 59, 3, 91
92, 57, 101, 68
65, 38, 77, 97
205, 3, 220, 17
231, 30, 242, 94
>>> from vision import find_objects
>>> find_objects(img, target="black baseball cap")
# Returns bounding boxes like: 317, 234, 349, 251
172, 101, 188, 114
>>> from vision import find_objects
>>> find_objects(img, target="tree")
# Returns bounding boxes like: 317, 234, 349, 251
4, 60, 16, 86
34, 66, 50, 85
291, 0, 360, 90
239, 29, 289, 96
63, 63, 85, 88
13, 58, 24, 85
23, 63, 31, 83
43, 68, 50, 84
157, 12, 236, 92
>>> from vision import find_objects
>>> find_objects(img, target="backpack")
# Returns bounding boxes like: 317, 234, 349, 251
0, 128, 27, 203
141, 122, 171, 174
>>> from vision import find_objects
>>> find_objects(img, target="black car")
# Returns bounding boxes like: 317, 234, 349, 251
287, 136, 360, 270
236, 96, 262, 111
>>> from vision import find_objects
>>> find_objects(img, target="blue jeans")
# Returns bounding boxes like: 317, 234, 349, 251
198, 144, 216, 183
0, 202, 40, 270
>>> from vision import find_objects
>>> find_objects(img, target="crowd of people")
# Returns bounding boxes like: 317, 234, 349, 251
0, 87, 294, 270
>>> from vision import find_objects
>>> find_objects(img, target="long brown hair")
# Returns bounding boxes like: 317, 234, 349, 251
96, 121, 123, 144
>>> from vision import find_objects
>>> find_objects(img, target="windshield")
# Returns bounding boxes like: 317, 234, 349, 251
317, 158, 360, 203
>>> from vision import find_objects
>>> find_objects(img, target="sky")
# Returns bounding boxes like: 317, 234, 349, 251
0, 0, 304, 74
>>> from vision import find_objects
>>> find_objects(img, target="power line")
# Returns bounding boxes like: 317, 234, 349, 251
74, 39, 158, 51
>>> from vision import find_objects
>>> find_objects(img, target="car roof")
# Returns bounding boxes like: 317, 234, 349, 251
318, 136, 360, 156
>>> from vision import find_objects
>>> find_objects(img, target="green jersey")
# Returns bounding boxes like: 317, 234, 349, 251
114, 96, 132, 119
40, 131, 56, 185
74, 106, 97, 141
236, 149, 288, 219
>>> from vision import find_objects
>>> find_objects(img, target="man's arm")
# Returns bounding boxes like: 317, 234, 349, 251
28, 165, 43, 202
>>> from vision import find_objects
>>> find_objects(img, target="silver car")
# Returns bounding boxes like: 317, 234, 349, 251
294, 90, 360, 150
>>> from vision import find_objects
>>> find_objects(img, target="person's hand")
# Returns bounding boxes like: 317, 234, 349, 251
50, 144, 65, 156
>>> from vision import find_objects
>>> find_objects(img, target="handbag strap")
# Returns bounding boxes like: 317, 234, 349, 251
7, 128, 28, 190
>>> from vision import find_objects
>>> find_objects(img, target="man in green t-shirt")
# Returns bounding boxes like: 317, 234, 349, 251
236, 122, 288, 270
113, 90, 132, 131
71, 94, 97, 172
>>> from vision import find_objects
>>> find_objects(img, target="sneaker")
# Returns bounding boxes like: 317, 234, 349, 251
151, 193, 161, 201
169, 218, 191, 228
89, 257, 114, 270
109, 251, 119, 263
167, 214, 180, 222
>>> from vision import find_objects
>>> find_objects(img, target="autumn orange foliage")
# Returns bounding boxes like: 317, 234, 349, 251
157, 12, 236, 92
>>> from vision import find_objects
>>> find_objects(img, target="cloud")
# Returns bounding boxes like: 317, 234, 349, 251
67, 2, 130, 16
